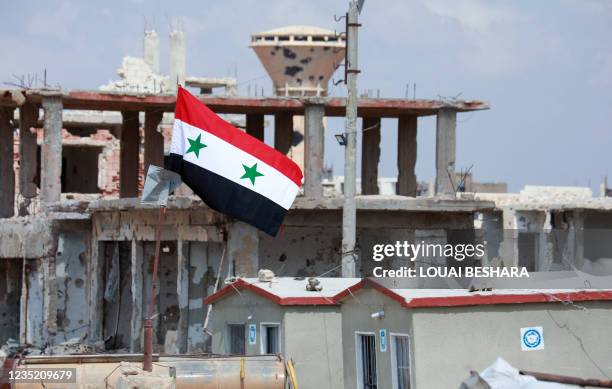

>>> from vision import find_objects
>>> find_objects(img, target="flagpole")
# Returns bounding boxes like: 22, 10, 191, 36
143, 205, 165, 372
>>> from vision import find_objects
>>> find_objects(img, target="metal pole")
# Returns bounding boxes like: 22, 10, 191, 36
202, 245, 226, 334
342, 1, 360, 277
520, 370, 612, 388
143, 206, 165, 372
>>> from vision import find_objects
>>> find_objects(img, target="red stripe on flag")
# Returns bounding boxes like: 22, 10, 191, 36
175, 87, 303, 187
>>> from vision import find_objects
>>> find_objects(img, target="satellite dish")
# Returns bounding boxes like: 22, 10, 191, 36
141, 165, 182, 206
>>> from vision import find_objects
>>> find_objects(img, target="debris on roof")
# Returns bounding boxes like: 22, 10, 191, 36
258, 269, 276, 282
205, 277, 612, 307
306, 277, 323, 292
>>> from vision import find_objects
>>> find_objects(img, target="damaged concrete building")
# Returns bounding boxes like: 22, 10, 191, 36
473, 185, 612, 273
0, 26, 495, 353
0, 83, 490, 354
2, 24, 610, 362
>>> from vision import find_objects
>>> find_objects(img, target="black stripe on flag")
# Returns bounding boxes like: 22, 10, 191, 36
166, 154, 287, 236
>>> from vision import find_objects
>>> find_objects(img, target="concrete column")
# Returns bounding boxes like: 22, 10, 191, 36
476, 211, 502, 267
130, 239, 144, 352
274, 112, 293, 155
43, 256, 57, 344
537, 211, 554, 271
19, 104, 39, 201
176, 238, 189, 354
19, 257, 27, 344
41, 96, 63, 203
435, 108, 456, 196
304, 103, 325, 197
571, 210, 584, 269
143, 30, 160, 74
397, 115, 417, 196
0, 108, 15, 218
227, 222, 259, 277
120, 111, 140, 198
89, 241, 105, 342
499, 209, 520, 267
169, 30, 186, 91
245, 114, 264, 141
290, 116, 306, 173
361, 117, 381, 195
144, 110, 164, 174
24, 259, 45, 346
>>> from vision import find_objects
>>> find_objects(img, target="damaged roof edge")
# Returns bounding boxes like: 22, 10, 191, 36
43, 196, 496, 214
0, 89, 489, 117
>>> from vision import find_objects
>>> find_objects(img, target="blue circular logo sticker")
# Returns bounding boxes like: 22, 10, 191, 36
522, 329, 542, 348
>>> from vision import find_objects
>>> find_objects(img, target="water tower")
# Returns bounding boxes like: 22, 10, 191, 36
250, 26, 345, 96
250, 26, 345, 171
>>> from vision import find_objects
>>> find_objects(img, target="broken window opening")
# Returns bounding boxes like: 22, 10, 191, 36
36, 144, 103, 194
143, 241, 179, 352
102, 242, 133, 350
187, 241, 225, 353
0, 258, 23, 345
61, 145, 103, 193
518, 232, 538, 272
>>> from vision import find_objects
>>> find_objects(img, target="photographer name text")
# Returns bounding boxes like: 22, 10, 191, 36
372, 241, 529, 278
373, 266, 529, 278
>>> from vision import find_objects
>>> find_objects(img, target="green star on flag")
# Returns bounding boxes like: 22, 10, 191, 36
185, 134, 207, 158
241, 163, 264, 185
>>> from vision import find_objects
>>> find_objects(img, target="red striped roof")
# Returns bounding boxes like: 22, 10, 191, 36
204, 277, 612, 308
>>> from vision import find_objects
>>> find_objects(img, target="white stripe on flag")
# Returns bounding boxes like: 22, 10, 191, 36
171, 119, 299, 210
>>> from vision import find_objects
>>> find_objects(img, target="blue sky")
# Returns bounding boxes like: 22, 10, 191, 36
2, 0, 611, 192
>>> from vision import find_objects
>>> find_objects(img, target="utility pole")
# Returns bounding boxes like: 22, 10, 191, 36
342, 0, 362, 277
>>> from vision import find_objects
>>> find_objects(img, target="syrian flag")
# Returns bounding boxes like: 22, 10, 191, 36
166, 87, 303, 236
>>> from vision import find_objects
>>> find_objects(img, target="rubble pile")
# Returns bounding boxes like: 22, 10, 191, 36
0, 336, 107, 363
